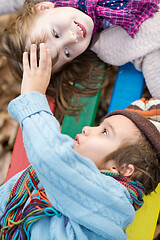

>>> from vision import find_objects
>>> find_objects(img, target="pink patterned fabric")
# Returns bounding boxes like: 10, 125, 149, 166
50, 0, 159, 37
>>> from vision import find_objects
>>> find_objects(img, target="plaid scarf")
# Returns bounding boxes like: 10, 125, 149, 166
50, 0, 159, 37
0, 165, 145, 239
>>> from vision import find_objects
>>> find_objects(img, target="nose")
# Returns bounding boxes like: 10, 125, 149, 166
82, 126, 98, 136
59, 31, 78, 51
82, 126, 91, 136
67, 30, 78, 43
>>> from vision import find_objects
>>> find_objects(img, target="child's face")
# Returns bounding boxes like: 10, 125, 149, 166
27, 4, 94, 72
74, 115, 141, 170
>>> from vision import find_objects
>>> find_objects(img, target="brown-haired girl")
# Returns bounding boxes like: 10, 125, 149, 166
0, 0, 159, 118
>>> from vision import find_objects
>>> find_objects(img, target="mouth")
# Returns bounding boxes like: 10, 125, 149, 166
75, 134, 79, 144
74, 21, 86, 38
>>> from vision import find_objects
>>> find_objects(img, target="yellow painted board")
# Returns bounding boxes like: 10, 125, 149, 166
126, 184, 160, 240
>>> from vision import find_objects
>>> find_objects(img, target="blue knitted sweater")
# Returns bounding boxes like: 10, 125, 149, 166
0, 92, 135, 240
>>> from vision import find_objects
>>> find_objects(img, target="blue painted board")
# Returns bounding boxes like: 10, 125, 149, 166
108, 63, 145, 113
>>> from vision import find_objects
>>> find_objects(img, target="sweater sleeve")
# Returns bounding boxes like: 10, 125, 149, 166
8, 92, 134, 239
141, 50, 160, 98
91, 11, 160, 66
132, 50, 160, 98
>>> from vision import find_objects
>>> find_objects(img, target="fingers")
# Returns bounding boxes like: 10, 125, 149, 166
23, 43, 51, 71
39, 43, 52, 73
23, 44, 37, 71
22, 43, 52, 95
23, 52, 30, 71
46, 48, 52, 74
39, 43, 47, 69
30, 44, 37, 70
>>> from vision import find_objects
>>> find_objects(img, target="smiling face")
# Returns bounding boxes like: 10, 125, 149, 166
74, 115, 141, 170
27, 2, 94, 72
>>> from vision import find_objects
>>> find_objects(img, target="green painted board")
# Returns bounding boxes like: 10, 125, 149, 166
61, 90, 102, 139
61, 64, 106, 139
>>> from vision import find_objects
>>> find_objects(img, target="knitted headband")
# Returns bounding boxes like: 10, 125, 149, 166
105, 98, 160, 161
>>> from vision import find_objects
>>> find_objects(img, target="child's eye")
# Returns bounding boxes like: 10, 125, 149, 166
102, 128, 108, 136
53, 30, 59, 38
64, 48, 70, 58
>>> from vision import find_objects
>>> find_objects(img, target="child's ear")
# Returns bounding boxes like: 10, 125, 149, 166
120, 164, 135, 177
35, 2, 56, 12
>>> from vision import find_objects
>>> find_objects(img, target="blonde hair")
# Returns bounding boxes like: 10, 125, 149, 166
0, 1, 108, 121
105, 134, 160, 195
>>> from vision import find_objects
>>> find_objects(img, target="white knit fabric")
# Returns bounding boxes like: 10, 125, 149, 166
142, 51, 160, 98
0, 0, 25, 15
0, 0, 39, 15
91, 11, 160, 98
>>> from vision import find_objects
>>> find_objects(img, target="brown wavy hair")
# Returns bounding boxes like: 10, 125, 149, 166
105, 134, 160, 195
0, 1, 108, 121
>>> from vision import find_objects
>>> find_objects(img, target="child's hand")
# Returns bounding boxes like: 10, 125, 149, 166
21, 43, 52, 95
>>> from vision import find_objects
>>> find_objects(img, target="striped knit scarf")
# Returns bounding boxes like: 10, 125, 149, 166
100, 170, 145, 210
0, 165, 61, 240
0, 166, 145, 239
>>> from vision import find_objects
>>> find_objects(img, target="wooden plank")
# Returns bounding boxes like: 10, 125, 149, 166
61, 91, 102, 138
108, 63, 145, 113
126, 184, 160, 240
61, 64, 105, 138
